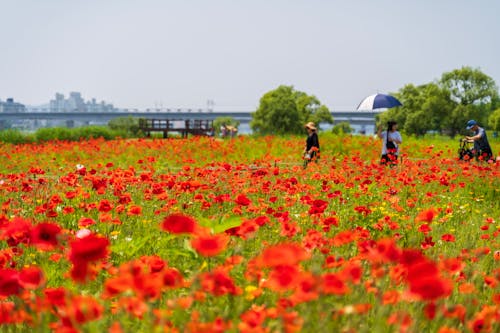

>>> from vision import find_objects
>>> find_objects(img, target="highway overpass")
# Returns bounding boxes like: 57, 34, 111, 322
0, 110, 383, 130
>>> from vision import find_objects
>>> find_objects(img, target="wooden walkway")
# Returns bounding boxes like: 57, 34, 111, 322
138, 119, 214, 138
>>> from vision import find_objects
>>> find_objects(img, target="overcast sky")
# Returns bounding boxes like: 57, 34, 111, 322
1, 0, 499, 110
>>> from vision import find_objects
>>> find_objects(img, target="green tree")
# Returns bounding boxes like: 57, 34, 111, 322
440, 66, 498, 106
439, 66, 499, 135
377, 83, 453, 136
331, 122, 353, 135
442, 104, 480, 136
251, 85, 333, 135
377, 84, 424, 134
489, 108, 500, 132
377, 67, 499, 137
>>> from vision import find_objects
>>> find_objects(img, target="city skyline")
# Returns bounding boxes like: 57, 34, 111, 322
0, 91, 213, 112
1, 91, 118, 112
1, 0, 500, 111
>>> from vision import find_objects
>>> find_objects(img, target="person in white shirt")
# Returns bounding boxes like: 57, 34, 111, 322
377, 120, 402, 165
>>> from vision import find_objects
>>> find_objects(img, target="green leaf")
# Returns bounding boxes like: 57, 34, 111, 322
213, 216, 244, 234
197, 216, 244, 233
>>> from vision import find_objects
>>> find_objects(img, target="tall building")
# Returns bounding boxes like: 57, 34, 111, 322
49, 93, 66, 112
0, 98, 26, 113
48, 92, 117, 112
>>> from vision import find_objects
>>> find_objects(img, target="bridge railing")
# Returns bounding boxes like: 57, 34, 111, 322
138, 118, 214, 138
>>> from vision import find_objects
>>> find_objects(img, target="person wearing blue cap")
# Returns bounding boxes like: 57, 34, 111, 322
464, 120, 493, 161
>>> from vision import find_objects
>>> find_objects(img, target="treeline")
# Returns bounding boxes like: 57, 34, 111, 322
378, 66, 500, 136
0, 126, 129, 145
0, 117, 142, 144
249, 66, 500, 137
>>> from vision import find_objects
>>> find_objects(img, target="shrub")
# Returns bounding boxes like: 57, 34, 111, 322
35, 127, 73, 142
331, 121, 353, 134
108, 116, 141, 136
33, 126, 123, 143
0, 129, 34, 144
75, 126, 122, 140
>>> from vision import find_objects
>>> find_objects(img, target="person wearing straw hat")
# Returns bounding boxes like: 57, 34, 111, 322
304, 122, 320, 167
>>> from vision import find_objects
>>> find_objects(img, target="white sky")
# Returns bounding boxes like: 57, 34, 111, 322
1, 0, 499, 110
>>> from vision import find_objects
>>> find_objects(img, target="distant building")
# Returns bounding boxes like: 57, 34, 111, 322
0, 98, 26, 113
49, 92, 117, 112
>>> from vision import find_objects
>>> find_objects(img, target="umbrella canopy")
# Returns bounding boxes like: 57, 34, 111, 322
357, 93, 402, 110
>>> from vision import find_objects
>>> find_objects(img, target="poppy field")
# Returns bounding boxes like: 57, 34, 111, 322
0, 134, 499, 333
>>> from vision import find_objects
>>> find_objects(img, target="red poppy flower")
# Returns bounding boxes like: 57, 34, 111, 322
290, 272, 319, 304
0, 302, 15, 324
265, 265, 300, 291
321, 272, 349, 295
406, 260, 439, 280
230, 219, 259, 239
409, 276, 452, 300
308, 199, 328, 215
340, 261, 363, 284
440, 257, 464, 274
44, 287, 67, 306
119, 193, 132, 204
63, 207, 75, 214
69, 233, 109, 282
375, 238, 402, 263
421, 236, 436, 249
258, 243, 310, 268
163, 268, 183, 288
98, 199, 113, 213
70, 233, 109, 263
0, 268, 21, 297
127, 205, 142, 216
442, 304, 466, 322
187, 317, 231, 333
78, 217, 96, 227
191, 232, 229, 257
418, 223, 432, 235
235, 194, 251, 206
200, 268, 241, 296
2, 217, 32, 246
405, 259, 452, 300
161, 214, 198, 234
322, 217, 339, 227
19, 266, 44, 289
65, 295, 104, 324
214, 194, 231, 204
30, 222, 61, 251
382, 290, 400, 305
354, 205, 372, 216
441, 234, 456, 242
91, 177, 107, 192
142, 255, 165, 273
399, 249, 426, 267
239, 304, 267, 331
415, 208, 438, 223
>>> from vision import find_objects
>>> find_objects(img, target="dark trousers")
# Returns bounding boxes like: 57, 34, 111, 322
477, 149, 493, 161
